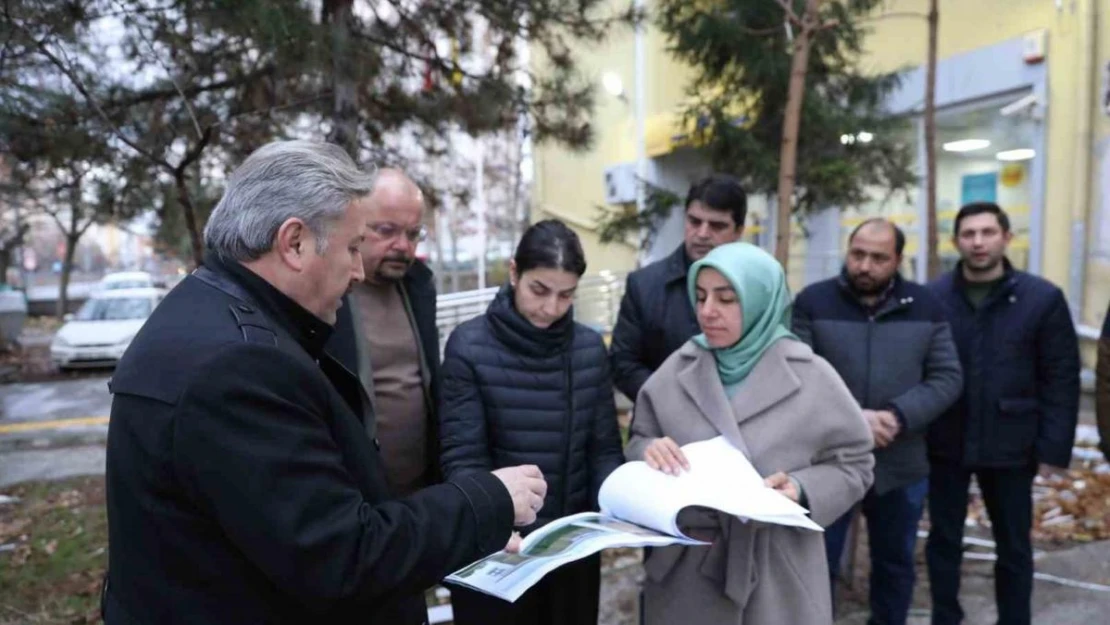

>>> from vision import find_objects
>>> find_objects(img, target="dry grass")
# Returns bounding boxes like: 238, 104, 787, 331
0, 476, 107, 625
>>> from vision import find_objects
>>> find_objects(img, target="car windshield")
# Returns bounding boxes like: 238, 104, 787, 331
75, 297, 152, 321
103, 280, 150, 290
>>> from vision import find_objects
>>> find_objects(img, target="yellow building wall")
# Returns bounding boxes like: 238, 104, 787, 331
1082, 0, 1110, 336
534, 0, 1107, 316
531, 0, 702, 276
864, 0, 1100, 324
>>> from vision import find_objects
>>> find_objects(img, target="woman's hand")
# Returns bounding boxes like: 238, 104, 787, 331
763, 472, 800, 503
643, 437, 690, 475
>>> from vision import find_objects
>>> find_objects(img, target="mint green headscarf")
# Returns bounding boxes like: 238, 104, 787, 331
687, 242, 798, 389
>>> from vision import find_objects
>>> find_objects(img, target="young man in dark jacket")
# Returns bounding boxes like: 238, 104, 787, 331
326, 169, 442, 496
102, 141, 547, 625
793, 219, 962, 625
609, 174, 747, 402
926, 202, 1080, 625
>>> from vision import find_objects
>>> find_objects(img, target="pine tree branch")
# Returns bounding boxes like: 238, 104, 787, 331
14, 15, 174, 171
220, 92, 332, 126
101, 66, 277, 112
373, 0, 473, 86
173, 126, 214, 179
111, 0, 203, 139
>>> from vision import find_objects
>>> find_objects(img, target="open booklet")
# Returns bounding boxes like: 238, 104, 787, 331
444, 436, 822, 602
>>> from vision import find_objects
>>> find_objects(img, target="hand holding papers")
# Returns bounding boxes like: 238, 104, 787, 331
445, 436, 821, 601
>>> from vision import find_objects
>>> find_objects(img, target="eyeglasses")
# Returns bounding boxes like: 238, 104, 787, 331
368, 222, 427, 244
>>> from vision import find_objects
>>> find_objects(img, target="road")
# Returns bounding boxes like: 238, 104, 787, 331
0, 374, 111, 487
0, 374, 111, 443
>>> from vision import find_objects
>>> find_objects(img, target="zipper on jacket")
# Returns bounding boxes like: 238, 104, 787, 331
869, 296, 914, 407
560, 353, 575, 517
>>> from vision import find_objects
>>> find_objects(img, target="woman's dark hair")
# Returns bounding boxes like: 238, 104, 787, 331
685, 173, 748, 227
513, 219, 587, 277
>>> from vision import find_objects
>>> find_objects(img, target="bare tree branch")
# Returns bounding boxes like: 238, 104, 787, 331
774, 0, 803, 26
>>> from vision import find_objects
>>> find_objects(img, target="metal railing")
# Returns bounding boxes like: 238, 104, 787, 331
435, 272, 628, 354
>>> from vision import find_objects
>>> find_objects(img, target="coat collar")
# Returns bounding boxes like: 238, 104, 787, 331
662, 244, 693, 286
486, 284, 574, 357
203, 251, 333, 359
675, 339, 807, 454
836, 270, 914, 318
950, 257, 1019, 309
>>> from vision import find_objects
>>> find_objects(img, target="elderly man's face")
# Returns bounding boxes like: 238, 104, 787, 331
301, 197, 370, 324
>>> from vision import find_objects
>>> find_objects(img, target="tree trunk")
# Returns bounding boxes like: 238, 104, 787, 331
774, 0, 822, 272
0, 248, 11, 286
924, 0, 941, 280
326, 0, 359, 158
58, 231, 79, 319
175, 172, 204, 268
0, 225, 25, 286
449, 204, 461, 293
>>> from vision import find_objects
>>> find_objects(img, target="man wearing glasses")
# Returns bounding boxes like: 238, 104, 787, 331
326, 168, 441, 496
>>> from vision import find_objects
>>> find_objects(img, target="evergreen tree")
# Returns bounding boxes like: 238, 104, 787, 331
2, 0, 638, 267
601, 0, 916, 268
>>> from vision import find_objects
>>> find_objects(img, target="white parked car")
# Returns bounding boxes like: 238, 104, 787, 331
97, 271, 157, 292
50, 288, 165, 369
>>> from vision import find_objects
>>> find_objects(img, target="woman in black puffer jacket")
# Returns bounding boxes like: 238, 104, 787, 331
440, 219, 624, 625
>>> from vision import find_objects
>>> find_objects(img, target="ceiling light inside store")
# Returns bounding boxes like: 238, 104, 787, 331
601, 72, 624, 98
942, 139, 991, 152
995, 148, 1036, 162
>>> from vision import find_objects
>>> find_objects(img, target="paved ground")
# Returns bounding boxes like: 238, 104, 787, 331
0, 375, 111, 451
0, 444, 105, 488
594, 540, 1110, 625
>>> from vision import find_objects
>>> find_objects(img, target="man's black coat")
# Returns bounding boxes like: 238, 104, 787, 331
102, 255, 513, 624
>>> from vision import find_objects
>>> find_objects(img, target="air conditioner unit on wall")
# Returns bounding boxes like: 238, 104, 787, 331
603, 162, 638, 205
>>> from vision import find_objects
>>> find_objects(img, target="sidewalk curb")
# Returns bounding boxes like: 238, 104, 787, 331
0, 430, 107, 453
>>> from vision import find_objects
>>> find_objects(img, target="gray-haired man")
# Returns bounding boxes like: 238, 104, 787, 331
102, 140, 546, 625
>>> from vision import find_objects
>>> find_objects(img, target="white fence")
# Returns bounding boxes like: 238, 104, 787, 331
435, 272, 629, 354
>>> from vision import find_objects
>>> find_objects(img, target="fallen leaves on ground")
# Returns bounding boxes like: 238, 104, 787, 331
0, 477, 107, 623
964, 455, 1110, 544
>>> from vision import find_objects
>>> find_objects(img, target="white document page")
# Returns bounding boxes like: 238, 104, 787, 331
600, 436, 823, 533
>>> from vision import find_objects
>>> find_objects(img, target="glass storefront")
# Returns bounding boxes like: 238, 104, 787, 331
839, 90, 1042, 280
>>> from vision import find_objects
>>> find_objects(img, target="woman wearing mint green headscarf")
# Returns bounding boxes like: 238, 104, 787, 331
625, 242, 874, 625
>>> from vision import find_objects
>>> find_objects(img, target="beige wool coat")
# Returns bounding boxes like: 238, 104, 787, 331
626, 338, 875, 625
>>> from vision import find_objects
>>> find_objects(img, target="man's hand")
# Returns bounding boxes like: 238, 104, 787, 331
876, 410, 901, 439
763, 472, 800, 503
1038, 463, 1069, 481
862, 409, 900, 448
643, 437, 690, 475
492, 465, 547, 527
504, 531, 523, 554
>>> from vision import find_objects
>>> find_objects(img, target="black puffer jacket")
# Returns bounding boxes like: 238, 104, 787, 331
439, 285, 624, 530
